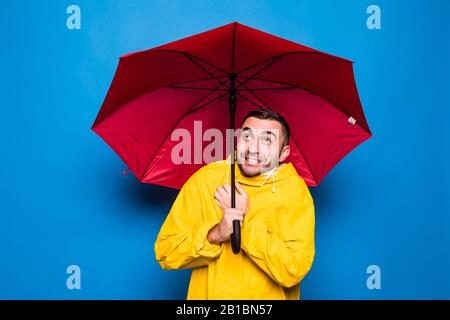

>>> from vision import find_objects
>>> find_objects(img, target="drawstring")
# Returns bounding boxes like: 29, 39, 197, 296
272, 174, 276, 193
261, 166, 280, 193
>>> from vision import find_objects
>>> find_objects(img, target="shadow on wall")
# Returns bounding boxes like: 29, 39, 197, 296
120, 174, 179, 214
301, 182, 336, 299
112, 172, 191, 299
310, 177, 341, 218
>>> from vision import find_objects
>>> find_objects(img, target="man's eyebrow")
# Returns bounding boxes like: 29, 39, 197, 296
241, 127, 255, 135
259, 130, 277, 138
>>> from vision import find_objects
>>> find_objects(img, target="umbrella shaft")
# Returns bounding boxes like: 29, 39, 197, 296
229, 74, 236, 208
229, 74, 241, 255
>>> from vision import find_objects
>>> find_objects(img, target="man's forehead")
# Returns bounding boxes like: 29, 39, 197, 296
241, 117, 283, 131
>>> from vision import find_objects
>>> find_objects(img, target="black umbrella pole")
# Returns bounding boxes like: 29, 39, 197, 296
229, 74, 241, 254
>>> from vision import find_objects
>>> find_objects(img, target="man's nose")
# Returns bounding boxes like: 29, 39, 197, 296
247, 137, 259, 153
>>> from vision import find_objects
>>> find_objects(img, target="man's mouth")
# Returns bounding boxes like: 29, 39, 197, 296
245, 156, 261, 165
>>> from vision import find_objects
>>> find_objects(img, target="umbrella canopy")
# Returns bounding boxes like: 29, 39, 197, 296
92, 22, 371, 190
92, 22, 372, 254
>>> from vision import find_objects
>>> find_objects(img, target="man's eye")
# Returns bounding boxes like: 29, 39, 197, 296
263, 136, 272, 144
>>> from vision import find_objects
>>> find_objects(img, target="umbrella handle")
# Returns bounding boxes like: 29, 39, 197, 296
231, 220, 241, 254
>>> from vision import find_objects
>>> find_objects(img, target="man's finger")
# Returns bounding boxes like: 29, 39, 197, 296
216, 185, 227, 198
235, 182, 247, 196
214, 191, 222, 201
223, 184, 231, 194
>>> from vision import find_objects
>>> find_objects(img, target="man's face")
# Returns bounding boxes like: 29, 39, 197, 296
236, 117, 290, 177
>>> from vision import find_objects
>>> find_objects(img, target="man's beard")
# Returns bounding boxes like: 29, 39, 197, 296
237, 162, 262, 177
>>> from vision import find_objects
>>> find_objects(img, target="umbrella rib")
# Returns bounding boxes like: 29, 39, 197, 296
235, 78, 318, 184
235, 56, 283, 90
237, 86, 297, 91
233, 52, 371, 133
231, 22, 237, 74
168, 76, 229, 87
167, 85, 228, 91
181, 51, 230, 76
237, 76, 371, 134
236, 76, 297, 90
235, 50, 348, 77
236, 77, 288, 111
186, 81, 229, 113
152, 49, 231, 76
139, 88, 228, 182
183, 54, 231, 89
187, 91, 229, 114
235, 91, 266, 109
94, 77, 228, 130
235, 52, 293, 76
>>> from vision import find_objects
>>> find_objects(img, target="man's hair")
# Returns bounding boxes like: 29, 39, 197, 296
240, 108, 290, 147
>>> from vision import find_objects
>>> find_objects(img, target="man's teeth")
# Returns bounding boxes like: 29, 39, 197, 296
246, 157, 260, 165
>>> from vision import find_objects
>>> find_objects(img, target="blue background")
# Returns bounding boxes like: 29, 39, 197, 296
1, 0, 449, 299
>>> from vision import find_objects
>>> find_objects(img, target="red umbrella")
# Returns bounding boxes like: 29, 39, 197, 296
91, 22, 372, 254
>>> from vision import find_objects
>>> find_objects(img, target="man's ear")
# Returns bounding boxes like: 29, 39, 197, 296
279, 145, 290, 162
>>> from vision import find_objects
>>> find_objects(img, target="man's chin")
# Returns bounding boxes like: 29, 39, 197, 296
238, 163, 263, 177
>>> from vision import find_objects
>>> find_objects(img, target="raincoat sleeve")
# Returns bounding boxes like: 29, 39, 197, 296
241, 181, 315, 288
154, 172, 223, 270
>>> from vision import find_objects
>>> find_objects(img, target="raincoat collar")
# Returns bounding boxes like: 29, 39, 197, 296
224, 153, 295, 188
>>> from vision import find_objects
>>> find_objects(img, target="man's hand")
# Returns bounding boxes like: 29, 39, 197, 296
207, 208, 246, 245
208, 183, 249, 245
214, 182, 249, 214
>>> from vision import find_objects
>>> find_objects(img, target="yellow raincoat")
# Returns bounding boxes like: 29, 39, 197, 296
154, 158, 315, 300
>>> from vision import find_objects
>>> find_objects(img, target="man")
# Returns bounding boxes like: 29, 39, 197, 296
154, 108, 315, 300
